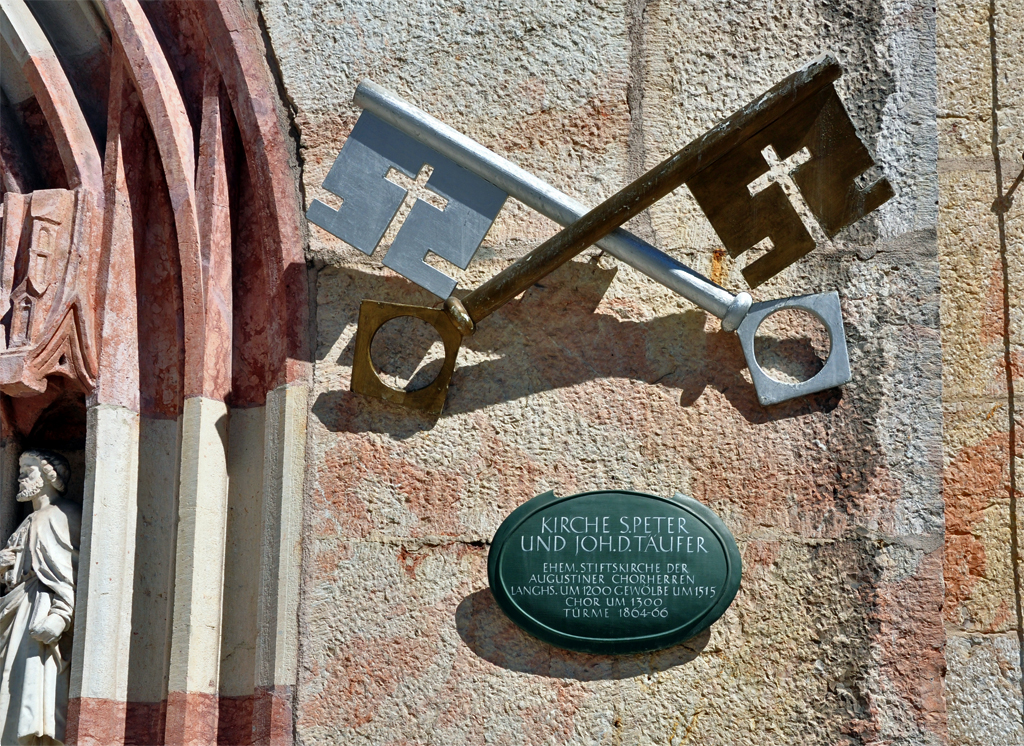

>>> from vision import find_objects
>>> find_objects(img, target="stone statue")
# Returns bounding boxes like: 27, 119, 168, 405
0, 450, 81, 745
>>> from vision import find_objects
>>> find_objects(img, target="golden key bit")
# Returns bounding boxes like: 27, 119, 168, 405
350, 55, 891, 414
686, 78, 894, 288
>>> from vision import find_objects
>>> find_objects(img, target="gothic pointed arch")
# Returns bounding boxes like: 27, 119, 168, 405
0, 2, 310, 744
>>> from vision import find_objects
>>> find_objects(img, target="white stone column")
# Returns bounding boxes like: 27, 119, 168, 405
165, 396, 230, 745
217, 405, 265, 741
125, 415, 182, 741
253, 383, 308, 745
68, 404, 140, 744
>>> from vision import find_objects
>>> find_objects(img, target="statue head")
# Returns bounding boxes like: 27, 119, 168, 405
17, 449, 70, 503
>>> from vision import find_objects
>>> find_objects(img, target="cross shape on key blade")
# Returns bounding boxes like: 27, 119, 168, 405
747, 146, 812, 205
306, 111, 507, 299
379, 165, 449, 249
686, 83, 895, 289
744, 146, 815, 264
387, 165, 448, 210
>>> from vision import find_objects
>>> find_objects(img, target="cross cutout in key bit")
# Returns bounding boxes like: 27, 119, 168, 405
686, 83, 895, 288
747, 146, 812, 202
743, 146, 818, 261
380, 165, 449, 249
387, 165, 448, 211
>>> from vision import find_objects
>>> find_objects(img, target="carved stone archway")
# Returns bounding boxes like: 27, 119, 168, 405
0, 1, 310, 744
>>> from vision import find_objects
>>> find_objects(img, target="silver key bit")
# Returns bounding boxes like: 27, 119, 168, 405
307, 112, 507, 299
351, 79, 853, 405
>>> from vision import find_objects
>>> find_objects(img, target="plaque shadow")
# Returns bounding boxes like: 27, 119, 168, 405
455, 588, 710, 681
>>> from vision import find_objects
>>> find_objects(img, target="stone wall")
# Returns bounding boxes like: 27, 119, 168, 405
260, 0, 1022, 743
938, 0, 1024, 743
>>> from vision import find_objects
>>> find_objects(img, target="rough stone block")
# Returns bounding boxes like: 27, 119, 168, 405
946, 633, 1024, 746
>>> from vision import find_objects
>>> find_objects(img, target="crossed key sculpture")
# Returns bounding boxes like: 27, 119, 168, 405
308, 55, 894, 413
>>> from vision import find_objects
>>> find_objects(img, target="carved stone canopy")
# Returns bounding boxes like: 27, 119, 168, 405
0, 187, 96, 398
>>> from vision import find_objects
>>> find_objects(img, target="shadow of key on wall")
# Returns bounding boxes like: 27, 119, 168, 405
311, 262, 842, 439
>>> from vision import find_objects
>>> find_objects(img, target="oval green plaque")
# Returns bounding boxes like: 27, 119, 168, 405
488, 490, 742, 654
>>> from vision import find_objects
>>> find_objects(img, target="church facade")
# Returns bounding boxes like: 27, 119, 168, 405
0, 0, 1020, 744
